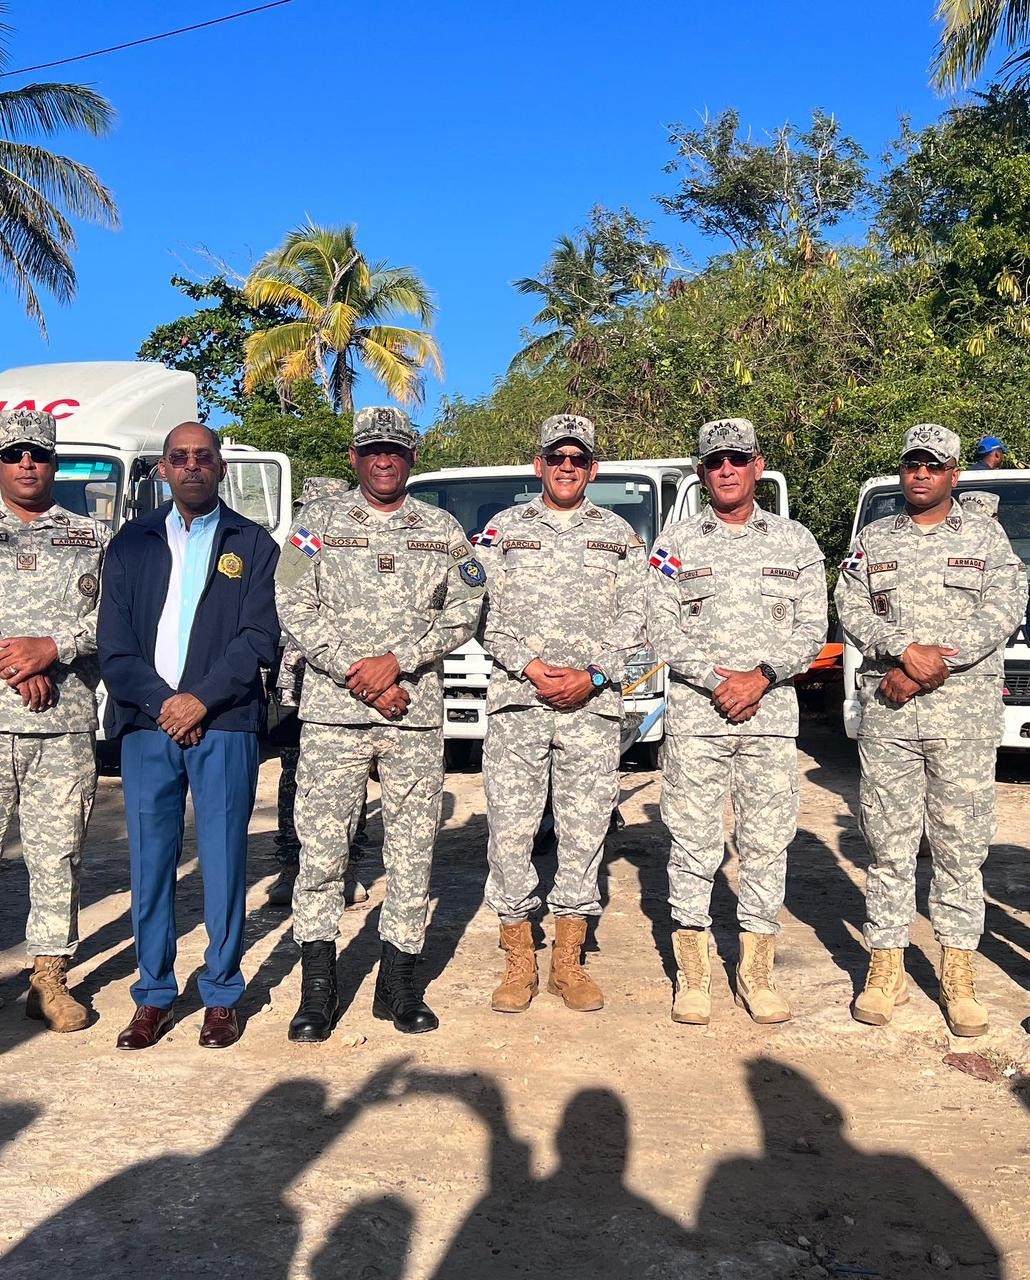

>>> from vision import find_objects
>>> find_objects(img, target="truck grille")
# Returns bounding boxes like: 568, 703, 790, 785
1003, 661, 1030, 705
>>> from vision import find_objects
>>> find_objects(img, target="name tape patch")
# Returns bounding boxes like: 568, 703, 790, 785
51, 535, 98, 548
407, 539, 448, 553
586, 540, 626, 557
948, 556, 985, 570
762, 566, 799, 580
323, 536, 369, 548
502, 538, 541, 552
869, 561, 897, 573
678, 566, 713, 581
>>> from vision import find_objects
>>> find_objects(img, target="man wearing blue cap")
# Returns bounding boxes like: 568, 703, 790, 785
971, 437, 1008, 470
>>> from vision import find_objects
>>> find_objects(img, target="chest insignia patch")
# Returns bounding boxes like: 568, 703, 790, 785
946, 515, 962, 530
0, 532, 9, 542
451, 542, 471, 560
348, 506, 369, 524
323, 536, 368, 548
459, 557, 486, 586
520, 507, 539, 520
502, 538, 541, 552
894, 515, 908, 531
700, 521, 717, 536
17, 552, 36, 571
403, 511, 422, 527
688, 600, 704, 617
948, 556, 985, 571
583, 508, 603, 520
218, 552, 244, 579
752, 518, 768, 533
78, 572, 98, 598
873, 592, 891, 617
378, 553, 395, 573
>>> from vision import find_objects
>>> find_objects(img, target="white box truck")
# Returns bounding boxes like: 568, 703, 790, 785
841, 469, 1030, 750
407, 458, 791, 764
0, 361, 293, 750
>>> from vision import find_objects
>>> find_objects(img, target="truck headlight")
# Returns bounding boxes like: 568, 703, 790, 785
622, 647, 661, 697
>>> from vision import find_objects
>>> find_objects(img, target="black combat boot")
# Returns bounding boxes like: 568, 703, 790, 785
372, 941, 439, 1034
288, 941, 339, 1042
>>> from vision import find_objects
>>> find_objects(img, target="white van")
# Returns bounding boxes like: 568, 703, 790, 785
407, 458, 790, 762
0, 361, 293, 747
842, 469, 1030, 750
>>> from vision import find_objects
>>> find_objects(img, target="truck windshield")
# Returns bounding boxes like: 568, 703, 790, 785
54, 456, 122, 530
857, 478, 1030, 570
407, 473, 658, 544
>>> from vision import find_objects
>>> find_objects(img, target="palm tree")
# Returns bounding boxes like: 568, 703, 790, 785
243, 222, 443, 411
0, 6, 119, 335
933, 0, 1030, 91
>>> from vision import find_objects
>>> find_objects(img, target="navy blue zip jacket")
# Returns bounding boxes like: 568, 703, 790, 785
98, 500, 281, 737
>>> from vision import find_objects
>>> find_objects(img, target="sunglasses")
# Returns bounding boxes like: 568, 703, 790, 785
900, 458, 953, 474
165, 447, 220, 468
541, 451, 591, 469
703, 451, 755, 469
0, 445, 54, 464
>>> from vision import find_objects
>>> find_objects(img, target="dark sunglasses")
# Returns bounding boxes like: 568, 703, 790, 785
900, 458, 953, 474
703, 451, 755, 469
0, 445, 54, 464
165, 447, 220, 468
541, 450, 591, 469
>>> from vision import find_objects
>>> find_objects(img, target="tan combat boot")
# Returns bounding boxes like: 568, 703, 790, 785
735, 932, 791, 1024
852, 948, 908, 1026
940, 947, 988, 1037
547, 916, 603, 1012
491, 922, 538, 1013
672, 929, 712, 1024
26, 956, 89, 1033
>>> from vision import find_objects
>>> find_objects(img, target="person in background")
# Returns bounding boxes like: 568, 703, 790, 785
970, 436, 1008, 470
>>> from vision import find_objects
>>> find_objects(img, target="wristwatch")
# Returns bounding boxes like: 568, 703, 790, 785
586, 663, 607, 688
758, 662, 777, 687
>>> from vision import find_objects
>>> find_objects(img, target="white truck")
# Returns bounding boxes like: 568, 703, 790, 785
842, 469, 1030, 750
0, 360, 293, 750
407, 458, 791, 764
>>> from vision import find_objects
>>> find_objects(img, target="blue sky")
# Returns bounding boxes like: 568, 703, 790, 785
0, 1, 988, 424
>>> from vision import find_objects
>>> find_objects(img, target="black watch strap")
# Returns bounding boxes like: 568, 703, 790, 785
758, 662, 777, 686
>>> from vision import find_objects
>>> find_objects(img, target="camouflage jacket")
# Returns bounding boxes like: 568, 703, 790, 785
477, 496, 646, 719
0, 500, 111, 733
835, 500, 1028, 741
646, 504, 827, 737
275, 489, 485, 728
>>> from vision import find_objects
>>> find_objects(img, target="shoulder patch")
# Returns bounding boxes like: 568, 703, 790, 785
458, 557, 486, 586
289, 528, 322, 558
450, 542, 472, 560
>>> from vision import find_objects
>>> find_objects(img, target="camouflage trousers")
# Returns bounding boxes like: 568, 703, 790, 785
276, 745, 368, 868
0, 732, 97, 957
293, 721, 443, 954
483, 705, 620, 922
858, 737, 996, 951
661, 732, 798, 935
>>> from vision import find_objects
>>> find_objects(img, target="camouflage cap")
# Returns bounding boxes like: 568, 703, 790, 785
352, 406, 418, 451
900, 423, 961, 465
698, 417, 758, 460
0, 408, 57, 452
299, 474, 352, 505
540, 413, 595, 455
958, 490, 1000, 519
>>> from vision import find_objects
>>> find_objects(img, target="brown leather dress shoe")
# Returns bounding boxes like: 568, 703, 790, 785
199, 1006, 240, 1048
116, 1004, 174, 1050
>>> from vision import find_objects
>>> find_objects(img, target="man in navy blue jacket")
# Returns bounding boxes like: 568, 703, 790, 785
98, 423, 280, 1049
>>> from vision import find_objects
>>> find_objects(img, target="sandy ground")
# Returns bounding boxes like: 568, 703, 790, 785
0, 714, 1026, 1280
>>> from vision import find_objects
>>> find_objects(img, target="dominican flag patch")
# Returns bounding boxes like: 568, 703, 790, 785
290, 527, 322, 557
472, 524, 500, 547
839, 547, 864, 574
649, 547, 681, 577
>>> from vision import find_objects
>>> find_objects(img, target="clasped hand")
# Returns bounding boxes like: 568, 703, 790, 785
712, 666, 771, 724
346, 654, 409, 721
524, 659, 594, 711
157, 693, 207, 746
878, 643, 958, 706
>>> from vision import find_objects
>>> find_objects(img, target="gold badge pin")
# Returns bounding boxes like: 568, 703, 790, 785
218, 552, 244, 579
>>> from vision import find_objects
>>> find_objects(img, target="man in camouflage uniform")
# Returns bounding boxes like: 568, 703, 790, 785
646, 418, 827, 1026
836, 424, 1027, 1036
268, 475, 368, 910
478, 414, 646, 1014
275, 407, 485, 1040
0, 409, 110, 1031
958, 490, 1000, 521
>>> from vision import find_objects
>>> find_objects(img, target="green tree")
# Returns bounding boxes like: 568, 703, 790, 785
243, 221, 443, 412
227, 378, 356, 496
137, 275, 289, 418
933, 0, 1030, 91
657, 108, 868, 256
509, 206, 667, 371
0, 5, 119, 335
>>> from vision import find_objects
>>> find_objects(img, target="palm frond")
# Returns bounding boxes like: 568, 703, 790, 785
508, 328, 568, 372
243, 321, 317, 390
359, 324, 443, 379
355, 333, 424, 405
0, 83, 115, 138
0, 141, 118, 227
243, 272, 322, 318
932, 0, 1030, 90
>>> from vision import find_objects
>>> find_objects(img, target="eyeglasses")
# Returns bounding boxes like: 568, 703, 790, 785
0, 445, 54, 464
541, 451, 591, 469
900, 458, 953, 474
165, 447, 219, 468
702, 451, 755, 469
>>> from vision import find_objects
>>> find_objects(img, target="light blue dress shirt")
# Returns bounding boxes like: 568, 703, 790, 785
154, 506, 221, 689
